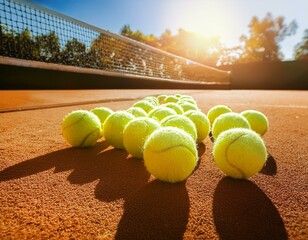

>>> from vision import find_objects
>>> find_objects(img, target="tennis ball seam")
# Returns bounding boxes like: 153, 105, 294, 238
150, 144, 197, 159
225, 133, 247, 178
78, 128, 99, 147
62, 113, 86, 131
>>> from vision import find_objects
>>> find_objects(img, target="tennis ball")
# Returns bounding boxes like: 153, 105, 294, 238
177, 98, 197, 106
161, 102, 184, 114
241, 110, 269, 136
103, 111, 135, 149
62, 110, 101, 147
143, 127, 198, 183
207, 105, 232, 126
90, 107, 114, 125
157, 94, 167, 104
123, 117, 160, 158
212, 112, 250, 140
177, 102, 199, 112
148, 106, 177, 122
127, 107, 147, 118
179, 95, 194, 100
133, 101, 155, 113
143, 96, 159, 106
161, 115, 197, 142
213, 128, 267, 179
164, 95, 179, 103
184, 110, 210, 143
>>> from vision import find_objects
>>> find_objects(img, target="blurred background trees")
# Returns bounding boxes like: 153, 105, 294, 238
0, 13, 306, 69
294, 29, 308, 60
238, 13, 297, 63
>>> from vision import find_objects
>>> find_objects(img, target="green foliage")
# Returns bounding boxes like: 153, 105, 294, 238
239, 13, 297, 63
0, 13, 303, 72
35, 32, 60, 62
120, 26, 223, 66
294, 29, 308, 60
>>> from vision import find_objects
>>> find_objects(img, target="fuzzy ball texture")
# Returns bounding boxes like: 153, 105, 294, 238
132, 101, 155, 113
177, 98, 197, 106
126, 107, 148, 118
90, 107, 114, 125
178, 102, 199, 112
184, 110, 210, 143
207, 105, 232, 126
103, 111, 135, 149
213, 128, 267, 179
123, 117, 160, 159
144, 127, 198, 183
148, 106, 177, 122
62, 110, 101, 147
157, 94, 167, 104
143, 96, 159, 106
164, 95, 179, 103
90, 107, 114, 136
212, 112, 250, 140
161, 102, 184, 114
161, 115, 198, 142
241, 110, 269, 136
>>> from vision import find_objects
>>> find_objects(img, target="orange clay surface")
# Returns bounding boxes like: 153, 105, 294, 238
0, 89, 307, 239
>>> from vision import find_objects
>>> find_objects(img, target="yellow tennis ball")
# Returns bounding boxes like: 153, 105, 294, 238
207, 105, 232, 126
213, 128, 267, 179
161, 102, 184, 114
164, 95, 179, 103
133, 101, 155, 113
161, 115, 197, 142
179, 95, 194, 100
157, 94, 167, 104
143, 96, 159, 106
184, 110, 210, 143
62, 110, 101, 147
127, 107, 148, 118
212, 112, 250, 140
177, 98, 197, 106
177, 101, 199, 112
90, 107, 114, 135
123, 117, 160, 158
103, 111, 135, 149
148, 106, 177, 122
241, 110, 269, 136
143, 127, 198, 183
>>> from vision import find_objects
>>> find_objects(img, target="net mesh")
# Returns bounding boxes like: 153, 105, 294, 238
0, 0, 228, 82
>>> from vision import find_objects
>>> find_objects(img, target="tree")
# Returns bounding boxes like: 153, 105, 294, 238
239, 13, 297, 62
60, 38, 88, 67
120, 24, 133, 38
35, 31, 61, 62
294, 29, 308, 60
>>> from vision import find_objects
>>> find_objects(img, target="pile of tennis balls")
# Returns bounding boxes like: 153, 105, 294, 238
62, 94, 269, 183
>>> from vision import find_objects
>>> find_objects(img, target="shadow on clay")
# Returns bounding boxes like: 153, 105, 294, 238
115, 180, 189, 240
213, 177, 288, 240
259, 153, 277, 176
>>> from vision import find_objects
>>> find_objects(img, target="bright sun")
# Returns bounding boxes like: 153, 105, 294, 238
177, 1, 238, 47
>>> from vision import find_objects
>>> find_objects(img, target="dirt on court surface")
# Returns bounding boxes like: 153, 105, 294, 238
0, 90, 307, 240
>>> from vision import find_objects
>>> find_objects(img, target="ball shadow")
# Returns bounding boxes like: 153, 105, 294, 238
0, 140, 150, 202
213, 177, 288, 240
259, 153, 277, 176
94, 154, 150, 202
194, 142, 206, 172
115, 180, 189, 240
209, 131, 214, 142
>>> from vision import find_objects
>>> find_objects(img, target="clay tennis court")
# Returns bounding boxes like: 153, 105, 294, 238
0, 89, 307, 239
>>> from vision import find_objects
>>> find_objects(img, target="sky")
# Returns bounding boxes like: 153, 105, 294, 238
30, 0, 307, 60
